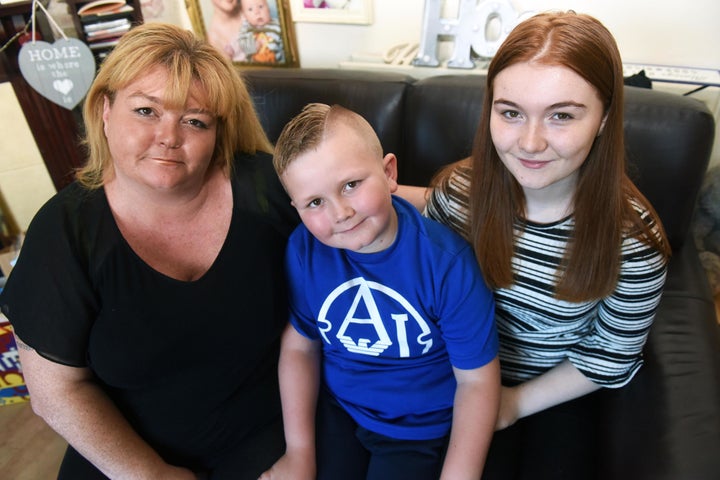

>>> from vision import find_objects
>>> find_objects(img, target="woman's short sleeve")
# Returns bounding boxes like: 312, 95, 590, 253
0, 185, 103, 366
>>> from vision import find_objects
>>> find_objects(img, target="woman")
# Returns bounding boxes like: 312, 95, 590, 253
423, 11, 670, 479
0, 23, 297, 479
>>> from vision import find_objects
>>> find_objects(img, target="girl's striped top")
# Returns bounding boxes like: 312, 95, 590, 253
425, 163, 668, 387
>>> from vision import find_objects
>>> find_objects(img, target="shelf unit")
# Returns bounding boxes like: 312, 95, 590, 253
65, 0, 144, 63
1, 1, 85, 192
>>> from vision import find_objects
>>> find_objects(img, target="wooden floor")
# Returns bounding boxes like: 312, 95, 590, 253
0, 295, 718, 480
0, 402, 66, 479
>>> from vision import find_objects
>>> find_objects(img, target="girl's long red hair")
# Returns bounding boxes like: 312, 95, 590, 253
466, 11, 669, 301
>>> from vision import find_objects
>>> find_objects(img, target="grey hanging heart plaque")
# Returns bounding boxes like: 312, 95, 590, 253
18, 38, 96, 110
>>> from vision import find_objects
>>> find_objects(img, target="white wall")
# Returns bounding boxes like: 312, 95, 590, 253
293, 0, 720, 69
0, 83, 56, 232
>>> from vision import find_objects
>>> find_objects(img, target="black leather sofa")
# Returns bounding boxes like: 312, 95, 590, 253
241, 68, 720, 480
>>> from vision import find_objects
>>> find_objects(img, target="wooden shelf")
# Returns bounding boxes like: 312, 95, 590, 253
1, 2, 85, 191
64, 0, 143, 62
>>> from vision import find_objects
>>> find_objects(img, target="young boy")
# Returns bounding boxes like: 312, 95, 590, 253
263, 103, 500, 480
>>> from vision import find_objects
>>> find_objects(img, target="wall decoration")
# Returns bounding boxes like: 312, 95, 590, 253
17, 0, 96, 110
138, 0, 191, 28
139, 0, 166, 20
290, 0, 372, 25
186, 0, 298, 67
19, 38, 96, 109
413, 0, 522, 69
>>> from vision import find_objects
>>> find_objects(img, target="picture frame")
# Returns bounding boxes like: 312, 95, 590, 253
290, 0, 373, 25
139, 0, 188, 27
186, 0, 299, 67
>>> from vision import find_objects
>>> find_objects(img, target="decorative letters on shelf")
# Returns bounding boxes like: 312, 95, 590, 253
413, 0, 523, 69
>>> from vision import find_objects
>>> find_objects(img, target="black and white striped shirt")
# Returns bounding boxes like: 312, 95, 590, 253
426, 164, 668, 387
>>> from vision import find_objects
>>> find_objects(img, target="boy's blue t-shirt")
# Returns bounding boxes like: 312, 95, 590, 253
285, 196, 498, 440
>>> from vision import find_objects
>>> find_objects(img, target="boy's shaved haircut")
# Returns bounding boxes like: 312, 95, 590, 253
274, 103, 383, 176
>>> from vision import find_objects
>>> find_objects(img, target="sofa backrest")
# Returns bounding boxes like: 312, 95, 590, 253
242, 68, 716, 250
622, 87, 715, 249
401, 75, 483, 185
241, 69, 410, 161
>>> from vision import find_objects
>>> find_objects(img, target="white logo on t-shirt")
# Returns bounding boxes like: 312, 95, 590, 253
317, 277, 433, 357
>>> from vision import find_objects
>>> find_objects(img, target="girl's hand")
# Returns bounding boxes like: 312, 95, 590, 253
496, 386, 521, 430
258, 451, 315, 480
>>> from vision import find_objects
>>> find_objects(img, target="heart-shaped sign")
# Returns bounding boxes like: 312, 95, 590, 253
18, 38, 96, 110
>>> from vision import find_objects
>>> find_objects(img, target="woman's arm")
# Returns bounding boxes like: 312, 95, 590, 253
16, 336, 196, 480
440, 358, 501, 480
259, 324, 321, 480
496, 359, 600, 430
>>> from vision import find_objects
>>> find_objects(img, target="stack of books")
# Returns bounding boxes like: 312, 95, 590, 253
77, 0, 135, 57
0, 314, 28, 405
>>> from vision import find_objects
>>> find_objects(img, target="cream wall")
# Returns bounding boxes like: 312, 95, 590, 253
0, 83, 56, 233
293, 0, 720, 69
1, 0, 719, 233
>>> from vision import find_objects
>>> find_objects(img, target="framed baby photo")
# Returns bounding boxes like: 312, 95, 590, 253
290, 0, 373, 25
186, 0, 299, 67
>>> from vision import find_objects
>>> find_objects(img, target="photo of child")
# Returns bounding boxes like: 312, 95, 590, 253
207, 0, 245, 59
292, 0, 372, 25
303, 0, 350, 8
234, 0, 285, 63
205, 0, 289, 64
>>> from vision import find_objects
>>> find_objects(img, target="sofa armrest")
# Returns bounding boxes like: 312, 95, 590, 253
599, 244, 720, 480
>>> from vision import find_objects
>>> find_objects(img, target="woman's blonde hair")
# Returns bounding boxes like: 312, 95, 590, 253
77, 22, 272, 189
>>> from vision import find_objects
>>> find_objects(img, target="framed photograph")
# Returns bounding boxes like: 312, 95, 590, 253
186, 0, 299, 67
290, 0, 373, 25
139, 0, 189, 26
